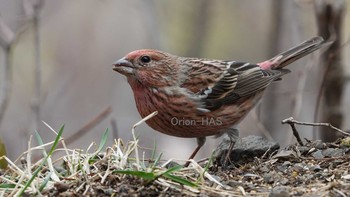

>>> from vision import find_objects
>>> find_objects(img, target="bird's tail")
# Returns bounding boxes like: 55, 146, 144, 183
258, 36, 332, 70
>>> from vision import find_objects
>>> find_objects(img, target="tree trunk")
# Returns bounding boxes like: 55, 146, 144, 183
315, 0, 345, 141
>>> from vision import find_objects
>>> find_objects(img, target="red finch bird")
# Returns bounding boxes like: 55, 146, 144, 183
113, 37, 329, 164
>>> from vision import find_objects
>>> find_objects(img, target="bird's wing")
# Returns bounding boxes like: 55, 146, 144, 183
192, 61, 290, 112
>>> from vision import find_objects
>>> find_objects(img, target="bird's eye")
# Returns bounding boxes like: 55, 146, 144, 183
140, 55, 151, 63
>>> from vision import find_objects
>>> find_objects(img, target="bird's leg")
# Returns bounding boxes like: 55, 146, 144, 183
184, 137, 206, 167
223, 128, 239, 166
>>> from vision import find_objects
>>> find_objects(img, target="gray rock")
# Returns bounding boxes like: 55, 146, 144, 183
215, 135, 280, 163
322, 148, 344, 157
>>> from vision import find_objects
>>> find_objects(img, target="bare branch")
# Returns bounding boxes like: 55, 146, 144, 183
110, 118, 119, 140
0, 0, 45, 128
31, 0, 45, 130
64, 107, 113, 146
0, 15, 15, 127
33, 107, 113, 161
0, 47, 12, 127
0, 17, 15, 49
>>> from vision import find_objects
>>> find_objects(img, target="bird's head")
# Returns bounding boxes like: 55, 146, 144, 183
113, 49, 180, 87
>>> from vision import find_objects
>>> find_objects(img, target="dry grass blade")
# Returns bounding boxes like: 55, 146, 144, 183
0, 111, 267, 196
17, 125, 64, 196
131, 111, 158, 170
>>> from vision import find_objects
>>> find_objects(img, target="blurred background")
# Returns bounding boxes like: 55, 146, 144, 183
0, 0, 349, 162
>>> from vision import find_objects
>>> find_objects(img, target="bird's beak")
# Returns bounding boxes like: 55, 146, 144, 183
113, 58, 134, 75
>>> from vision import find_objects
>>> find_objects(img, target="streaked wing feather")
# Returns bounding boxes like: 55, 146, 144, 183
197, 61, 289, 111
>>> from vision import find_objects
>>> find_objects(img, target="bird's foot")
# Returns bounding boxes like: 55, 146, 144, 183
213, 128, 239, 168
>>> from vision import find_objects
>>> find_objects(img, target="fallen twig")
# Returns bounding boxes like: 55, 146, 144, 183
282, 117, 350, 145
282, 118, 304, 146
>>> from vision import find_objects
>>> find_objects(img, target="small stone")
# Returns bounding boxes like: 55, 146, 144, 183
282, 161, 292, 167
58, 191, 77, 197
260, 165, 270, 172
164, 161, 181, 168
263, 172, 275, 184
269, 186, 291, 197
309, 165, 322, 172
311, 140, 326, 149
277, 165, 288, 173
297, 146, 310, 155
311, 150, 324, 159
291, 163, 305, 173
54, 182, 70, 193
280, 177, 289, 185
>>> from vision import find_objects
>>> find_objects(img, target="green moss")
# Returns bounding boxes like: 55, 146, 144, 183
340, 137, 350, 147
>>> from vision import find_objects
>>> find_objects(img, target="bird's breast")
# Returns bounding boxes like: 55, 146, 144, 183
128, 79, 263, 138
